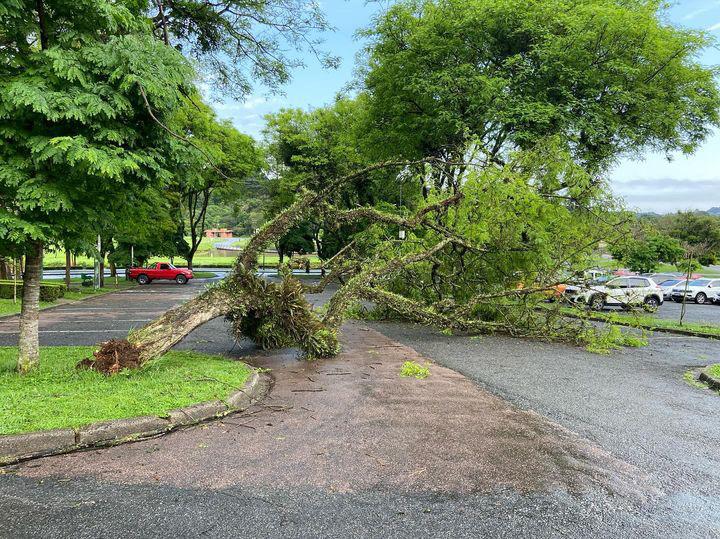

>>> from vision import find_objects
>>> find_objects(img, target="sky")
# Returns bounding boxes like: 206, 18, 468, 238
210, 0, 720, 214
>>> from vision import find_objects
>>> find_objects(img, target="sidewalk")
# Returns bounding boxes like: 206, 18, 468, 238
13, 321, 649, 499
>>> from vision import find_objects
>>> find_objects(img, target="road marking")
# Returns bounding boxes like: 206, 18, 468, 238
41, 319, 153, 323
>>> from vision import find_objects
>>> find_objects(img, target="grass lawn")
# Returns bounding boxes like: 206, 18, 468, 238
42, 235, 323, 269
590, 256, 720, 277
191, 271, 220, 278
707, 364, 720, 378
561, 306, 720, 337
0, 347, 252, 435
0, 299, 55, 316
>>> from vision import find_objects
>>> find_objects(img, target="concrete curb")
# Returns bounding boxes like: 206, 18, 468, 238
0, 371, 270, 466
699, 367, 720, 391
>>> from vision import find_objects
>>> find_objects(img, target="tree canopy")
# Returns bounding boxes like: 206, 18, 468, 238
148, 0, 338, 98
361, 0, 719, 187
0, 0, 196, 371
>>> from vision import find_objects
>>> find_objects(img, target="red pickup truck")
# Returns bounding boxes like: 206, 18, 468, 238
128, 263, 193, 285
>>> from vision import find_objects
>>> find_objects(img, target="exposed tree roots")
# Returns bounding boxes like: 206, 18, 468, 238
78, 339, 143, 374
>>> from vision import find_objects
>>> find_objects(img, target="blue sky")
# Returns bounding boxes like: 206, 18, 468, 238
211, 0, 720, 213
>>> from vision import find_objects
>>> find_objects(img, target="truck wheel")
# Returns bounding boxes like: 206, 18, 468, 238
137, 274, 150, 285
695, 292, 707, 305
175, 274, 187, 285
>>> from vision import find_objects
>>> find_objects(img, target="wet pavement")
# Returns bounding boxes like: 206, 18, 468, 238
627, 299, 720, 325
1, 281, 719, 537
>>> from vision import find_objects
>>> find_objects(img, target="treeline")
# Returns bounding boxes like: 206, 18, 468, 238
610, 212, 720, 273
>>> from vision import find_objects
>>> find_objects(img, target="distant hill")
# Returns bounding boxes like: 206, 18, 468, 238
637, 208, 720, 217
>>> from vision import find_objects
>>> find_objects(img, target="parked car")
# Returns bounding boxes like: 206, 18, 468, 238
127, 262, 193, 285
644, 272, 680, 283
669, 278, 720, 305
567, 276, 663, 311
656, 278, 689, 300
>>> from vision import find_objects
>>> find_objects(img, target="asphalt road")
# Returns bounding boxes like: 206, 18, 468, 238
650, 298, 720, 324
370, 321, 720, 536
1, 282, 719, 537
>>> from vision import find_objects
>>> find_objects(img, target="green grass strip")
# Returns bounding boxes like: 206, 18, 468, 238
558, 306, 720, 339
0, 347, 251, 435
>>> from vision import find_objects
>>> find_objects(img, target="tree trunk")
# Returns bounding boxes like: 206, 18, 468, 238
0, 258, 10, 280
128, 286, 237, 362
65, 249, 71, 289
36, 0, 49, 50
99, 257, 105, 288
18, 241, 43, 373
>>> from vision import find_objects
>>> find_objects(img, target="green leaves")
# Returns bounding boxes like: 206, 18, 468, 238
363, 0, 720, 171
0, 0, 194, 251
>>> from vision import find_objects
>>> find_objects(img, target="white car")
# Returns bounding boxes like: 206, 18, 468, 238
569, 276, 664, 311
669, 278, 720, 305
656, 278, 689, 300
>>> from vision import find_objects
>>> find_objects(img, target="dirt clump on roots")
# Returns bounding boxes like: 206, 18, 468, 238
77, 339, 143, 375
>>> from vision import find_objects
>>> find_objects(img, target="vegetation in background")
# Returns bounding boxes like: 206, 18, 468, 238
561, 306, 720, 338
610, 233, 685, 274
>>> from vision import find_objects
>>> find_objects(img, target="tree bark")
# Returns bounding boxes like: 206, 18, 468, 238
35, 0, 49, 50
0, 258, 10, 280
128, 286, 237, 362
99, 257, 105, 288
18, 241, 43, 373
64, 249, 71, 289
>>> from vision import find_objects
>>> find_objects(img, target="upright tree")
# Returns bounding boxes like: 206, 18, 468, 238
166, 98, 260, 268
0, 0, 193, 371
361, 0, 719, 187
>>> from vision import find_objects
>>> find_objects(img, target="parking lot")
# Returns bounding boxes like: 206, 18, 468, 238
650, 298, 720, 324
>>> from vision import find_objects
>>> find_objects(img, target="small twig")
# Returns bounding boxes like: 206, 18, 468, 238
221, 421, 257, 430
291, 388, 325, 392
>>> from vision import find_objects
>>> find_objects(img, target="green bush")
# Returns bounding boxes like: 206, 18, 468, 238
0, 280, 66, 302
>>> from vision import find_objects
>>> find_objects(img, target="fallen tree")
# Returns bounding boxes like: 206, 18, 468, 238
82, 146, 630, 373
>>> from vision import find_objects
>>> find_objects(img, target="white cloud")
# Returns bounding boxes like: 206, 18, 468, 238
685, 1, 720, 21
242, 96, 267, 109
611, 177, 720, 213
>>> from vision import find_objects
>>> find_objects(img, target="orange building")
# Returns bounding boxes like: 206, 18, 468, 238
204, 228, 233, 238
